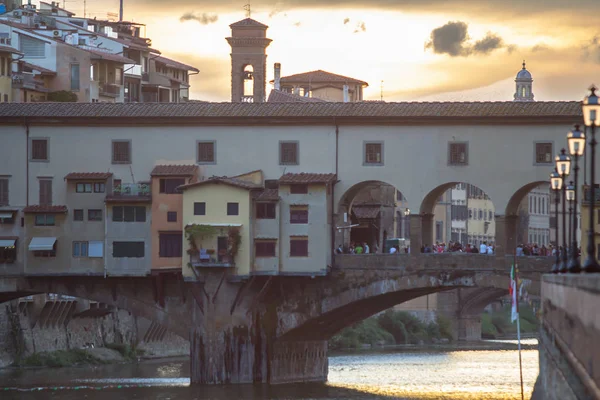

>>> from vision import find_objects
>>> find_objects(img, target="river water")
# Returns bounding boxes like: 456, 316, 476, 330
0, 340, 538, 400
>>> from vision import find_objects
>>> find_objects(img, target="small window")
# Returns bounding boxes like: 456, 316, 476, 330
112, 206, 145, 222
88, 241, 103, 257
290, 206, 308, 224
290, 237, 308, 257
76, 183, 93, 193
489, 211, 493, 220
197, 141, 215, 163
0, 178, 8, 206
280, 141, 298, 165
159, 233, 182, 258
290, 184, 308, 194
73, 209, 84, 221
73, 241, 89, 257
227, 202, 239, 216
167, 211, 177, 222
88, 209, 102, 221
135, 206, 146, 222
194, 202, 206, 216
31, 138, 48, 161
255, 240, 276, 257
112, 241, 145, 258
364, 142, 383, 165
94, 183, 105, 193
535, 142, 553, 164
39, 179, 52, 206
256, 203, 276, 219
70, 63, 80, 91
448, 142, 468, 165
112, 140, 131, 164
35, 214, 55, 226
159, 178, 185, 194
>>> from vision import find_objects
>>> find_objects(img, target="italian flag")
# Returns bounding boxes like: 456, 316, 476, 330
510, 264, 518, 323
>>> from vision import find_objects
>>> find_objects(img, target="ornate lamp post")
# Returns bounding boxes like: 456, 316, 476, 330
555, 149, 571, 273
567, 183, 575, 263
550, 169, 563, 273
567, 125, 585, 272
582, 86, 600, 272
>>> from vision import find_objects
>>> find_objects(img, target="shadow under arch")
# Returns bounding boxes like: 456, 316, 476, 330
458, 288, 508, 317
338, 179, 404, 210
505, 181, 549, 216
419, 182, 461, 215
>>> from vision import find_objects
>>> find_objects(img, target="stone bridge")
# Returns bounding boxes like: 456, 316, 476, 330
0, 253, 551, 384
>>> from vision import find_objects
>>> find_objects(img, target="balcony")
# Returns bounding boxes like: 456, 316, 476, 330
188, 249, 234, 268
12, 74, 48, 93
185, 223, 241, 268
106, 183, 151, 203
100, 82, 121, 97
124, 64, 142, 77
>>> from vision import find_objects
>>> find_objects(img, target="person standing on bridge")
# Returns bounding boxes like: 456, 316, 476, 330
480, 241, 488, 254
363, 242, 370, 254
389, 245, 397, 254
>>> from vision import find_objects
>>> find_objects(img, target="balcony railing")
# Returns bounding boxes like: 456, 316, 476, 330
188, 250, 234, 268
112, 183, 151, 197
12, 74, 48, 92
241, 95, 254, 103
124, 64, 142, 76
100, 83, 121, 97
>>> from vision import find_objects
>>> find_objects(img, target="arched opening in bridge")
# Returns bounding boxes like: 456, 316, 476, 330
337, 180, 411, 253
421, 182, 496, 253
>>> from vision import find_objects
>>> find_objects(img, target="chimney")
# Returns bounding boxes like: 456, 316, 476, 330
274, 62, 281, 91
343, 85, 349, 103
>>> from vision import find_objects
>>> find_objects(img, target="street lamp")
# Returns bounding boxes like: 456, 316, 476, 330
550, 169, 563, 273
555, 149, 571, 273
582, 86, 600, 273
567, 183, 575, 265
567, 125, 585, 272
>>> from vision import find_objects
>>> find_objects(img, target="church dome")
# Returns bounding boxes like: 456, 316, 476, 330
516, 62, 532, 80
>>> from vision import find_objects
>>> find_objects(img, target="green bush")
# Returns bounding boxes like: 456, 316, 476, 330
47, 90, 78, 102
19, 349, 103, 368
436, 314, 454, 341
329, 318, 395, 350
105, 343, 140, 360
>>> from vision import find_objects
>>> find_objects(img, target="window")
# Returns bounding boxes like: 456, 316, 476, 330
468, 209, 473, 219
112, 140, 131, 164
489, 211, 493, 221
38, 178, 52, 205
227, 202, 239, 216
35, 214, 55, 226
88, 209, 102, 221
20, 35, 45, 57
0, 178, 8, 206
290, 237, 308, 257
0, 242, 16, 263
448, 142, 468, 165
159, 233, 182, 258
255, 240, 276, 257
112, 206, 146, 222
31, 138, 48, 161
483, 210, 487, 221
167, 211, 177, 222
290, 184, 308, 194
113, 241, 145, 258
159, 178, 185, 194
290, 206, 308, 224
194, 202, 206, 216
364, 142, 383, 165
256, 203, 276, 219
279, 141, 299, 165
197, 141, 215, 163
76, 183, 93, 193
94, 183, 105, 193
73, 241, 89, 257
535, 142, 553, 164
70, 64, 80, 91
88, 241, 103, 257
435, 221, 443, 242
73, 209, 84, 221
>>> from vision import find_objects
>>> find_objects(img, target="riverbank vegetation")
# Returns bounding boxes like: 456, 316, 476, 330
18, 349, 106, 368
481, 303, 538, 339
329, 311, 454, 350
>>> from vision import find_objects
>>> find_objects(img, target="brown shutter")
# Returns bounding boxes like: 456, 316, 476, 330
31, 139, 48, 160
0, 178, 8, 205
112, 141, 131, 163
39, 180, 52, 205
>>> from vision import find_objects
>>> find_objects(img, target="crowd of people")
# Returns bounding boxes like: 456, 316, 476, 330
335, 240, 575, 257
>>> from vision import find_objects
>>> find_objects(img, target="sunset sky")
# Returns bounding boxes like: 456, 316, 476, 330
61, 0, 600, 102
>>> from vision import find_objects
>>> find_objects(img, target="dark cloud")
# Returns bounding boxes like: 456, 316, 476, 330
506, 44, 517, 54
353, 21, 366, 33
582, 35, 600, 62
532, 43, 549, 53
343, 17, 350, 24
179, 12, 218, 25
425, 21, 506, 57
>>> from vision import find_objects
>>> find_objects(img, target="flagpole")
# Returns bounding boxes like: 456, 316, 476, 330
514, 253, 525, 400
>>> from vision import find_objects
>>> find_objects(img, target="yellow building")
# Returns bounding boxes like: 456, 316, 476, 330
0, 35, 21, 102
579, 185, 600, 260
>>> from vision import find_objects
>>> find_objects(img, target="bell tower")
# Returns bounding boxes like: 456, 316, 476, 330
226, 16, 272, 103
514, 61, 534, 102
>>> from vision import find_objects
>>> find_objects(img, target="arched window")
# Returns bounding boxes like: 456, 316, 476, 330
243, 65, 254, 98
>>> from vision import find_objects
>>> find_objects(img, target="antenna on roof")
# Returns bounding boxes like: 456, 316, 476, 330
243, 3, 251, 18
380, 80, 384, 101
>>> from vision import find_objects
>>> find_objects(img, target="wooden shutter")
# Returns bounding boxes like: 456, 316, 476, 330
112, 141, 130, 163
39, 180, 52, 205
197, 142, 214, 163
280, 142, 298, 165
31, 139, 48, 160
0, 178, 8, 205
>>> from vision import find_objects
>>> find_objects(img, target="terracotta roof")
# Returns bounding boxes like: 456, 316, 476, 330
279, 173, 337, 184
252, 189, 280, 201
352, 206, 380, 219
23, 205, 68, 214
64, 172, 113, 180
154, 56, 199, 72
0, 45, 22, 55
20, 61, 56, 75
230, 18, 268, 28
279, 70, 368, 87
0, 102, 582, 121
151, 164, 198, 177
267, 89, 326, 103
86, 48, 136, 64
179, 177, 262, 191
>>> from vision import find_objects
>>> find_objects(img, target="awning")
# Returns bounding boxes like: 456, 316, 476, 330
186, 223, 243, 227
0, 213, 14, 219
29, 237, 57, 251
0, 239, 16, 247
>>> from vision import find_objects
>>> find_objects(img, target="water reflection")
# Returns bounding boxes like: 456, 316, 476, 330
0, 344, 538, 400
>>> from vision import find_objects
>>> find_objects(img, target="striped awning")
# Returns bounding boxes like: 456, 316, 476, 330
29, 237, 56, 251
